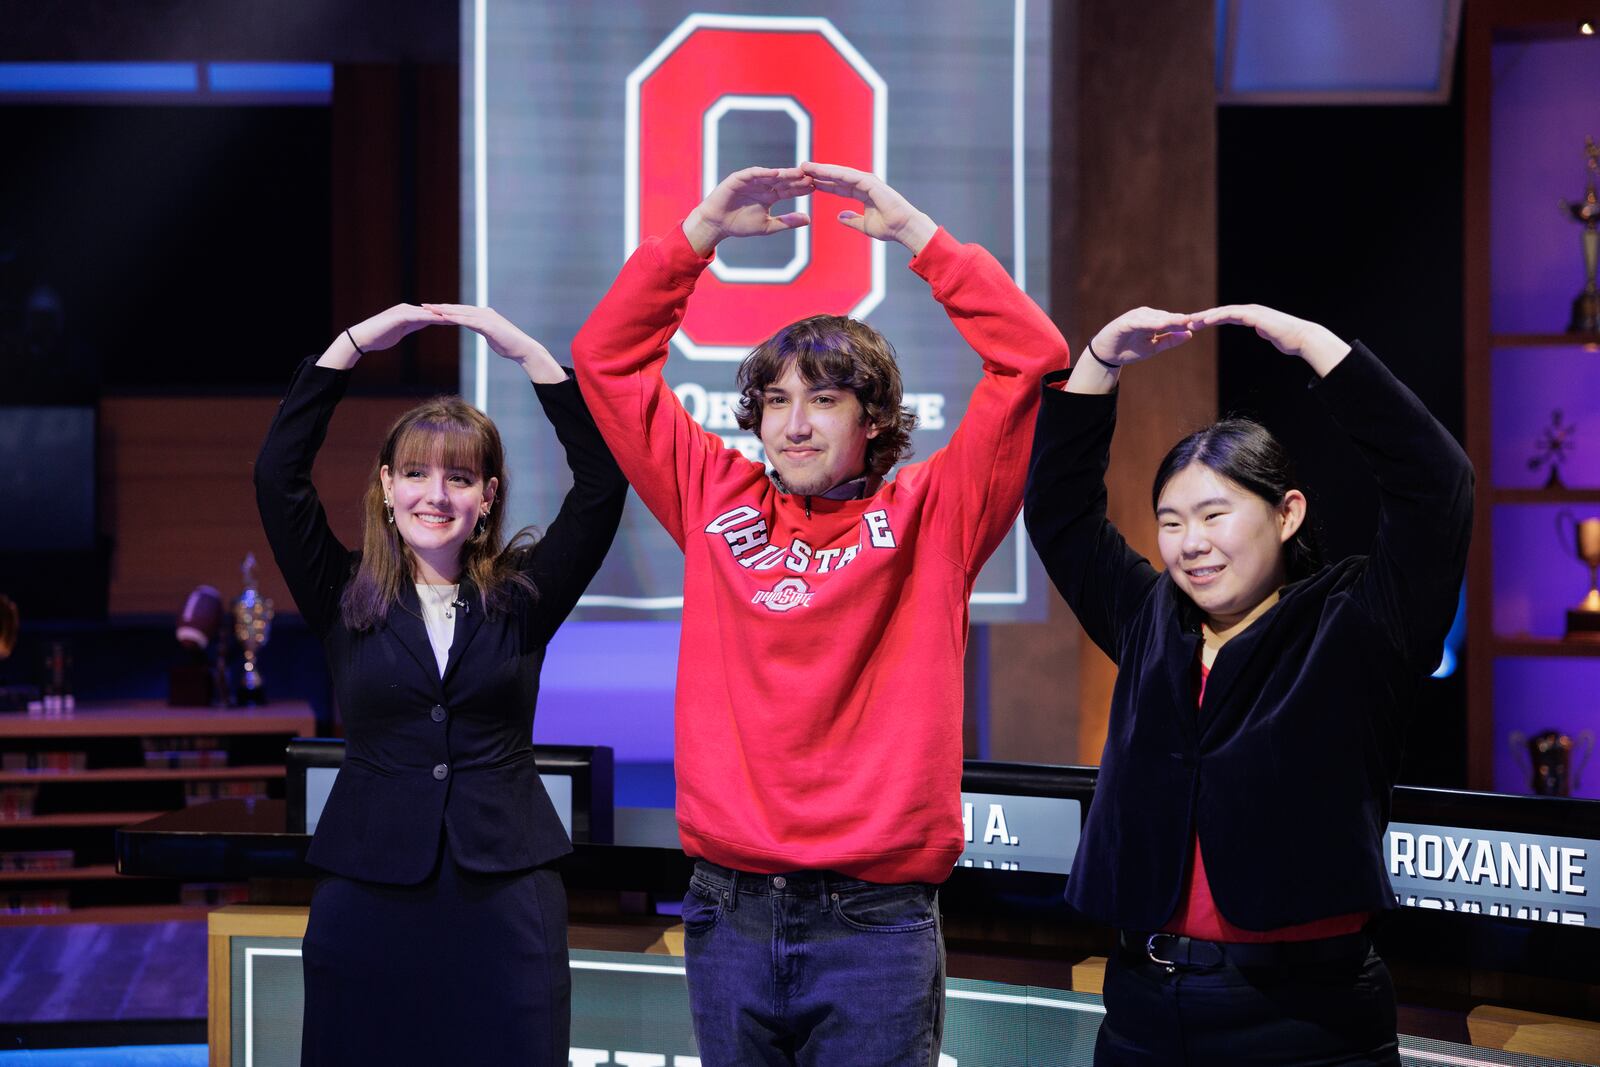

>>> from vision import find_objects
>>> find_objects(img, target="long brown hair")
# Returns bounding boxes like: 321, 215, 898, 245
341, 396, 539, 630
733, 314, 917, 478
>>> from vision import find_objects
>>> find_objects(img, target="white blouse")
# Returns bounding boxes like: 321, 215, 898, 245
414, 583, 458, 676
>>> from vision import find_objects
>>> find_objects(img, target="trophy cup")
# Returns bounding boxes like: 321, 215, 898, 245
233, 554, 274, 706
1510, 729, 1595, 796
1557, 511, 1600, 637
1562, 136, 1600, 335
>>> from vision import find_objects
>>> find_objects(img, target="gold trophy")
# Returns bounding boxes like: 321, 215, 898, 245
1510, 729, 1595, 796
1558, 511, 1600, 637
1563, 136, 1600, 335
233, 553, 274, 705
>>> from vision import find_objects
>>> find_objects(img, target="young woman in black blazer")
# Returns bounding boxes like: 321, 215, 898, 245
255, 302, 627, 1067
1024, 304, 1473, 1066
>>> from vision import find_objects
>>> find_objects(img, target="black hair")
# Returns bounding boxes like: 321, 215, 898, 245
1151, 417, 1324, 581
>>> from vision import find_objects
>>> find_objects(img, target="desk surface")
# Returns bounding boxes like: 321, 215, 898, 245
115, 774, 1600, 990
0, 701, 314, 737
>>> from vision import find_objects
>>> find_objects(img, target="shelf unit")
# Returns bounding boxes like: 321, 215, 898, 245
0, 700, 313, 923
1464, 2, 1600, 794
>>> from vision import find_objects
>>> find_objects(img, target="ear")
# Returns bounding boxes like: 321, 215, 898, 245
484, 475, 499, 510
1277, 489, 1307, 544
379, 465, 394, 498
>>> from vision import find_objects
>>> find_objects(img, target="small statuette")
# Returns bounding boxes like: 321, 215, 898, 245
233, 553, 275, 705
1561, 135, 1600, 334
1528, 409, 1576, 490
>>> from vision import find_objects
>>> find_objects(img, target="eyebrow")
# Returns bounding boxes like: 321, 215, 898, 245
765, 385, 843, 397
1155, 497, 1232, 517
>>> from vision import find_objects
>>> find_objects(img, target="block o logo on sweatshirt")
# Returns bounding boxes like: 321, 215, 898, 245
751, 577, 815, 612
626, 14, 886, 361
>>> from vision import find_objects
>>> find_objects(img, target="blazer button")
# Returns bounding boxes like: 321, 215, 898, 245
430, 705, 446, 722
432, 763, 448, 780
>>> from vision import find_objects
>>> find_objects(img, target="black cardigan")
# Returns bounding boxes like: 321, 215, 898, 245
254, 357, 628, 884
1023, 343, 1473, 931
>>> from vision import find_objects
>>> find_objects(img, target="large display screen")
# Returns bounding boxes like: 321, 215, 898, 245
460, 1, 1054, 620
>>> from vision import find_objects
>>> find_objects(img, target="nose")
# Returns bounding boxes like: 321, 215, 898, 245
784, 404, 812, 441
1181, 525, 1210, 557
423, 473, 450, 505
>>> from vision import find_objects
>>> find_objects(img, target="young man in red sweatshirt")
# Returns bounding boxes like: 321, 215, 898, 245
574, 162, 1069, 1066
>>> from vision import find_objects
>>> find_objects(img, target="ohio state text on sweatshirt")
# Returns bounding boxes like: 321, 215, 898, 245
574, 225, 1069, 884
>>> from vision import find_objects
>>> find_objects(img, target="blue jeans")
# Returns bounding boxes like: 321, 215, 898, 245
682, 861, 945, 1067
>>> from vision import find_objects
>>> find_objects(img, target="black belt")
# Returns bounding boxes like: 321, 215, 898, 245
1119, 930, 1368, 971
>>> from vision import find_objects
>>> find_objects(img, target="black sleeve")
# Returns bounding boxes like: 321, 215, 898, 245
1312, 342, 1474, 672
520, 369, 630, 646
253, 357, 355, 636
1023, 371, 1162, 663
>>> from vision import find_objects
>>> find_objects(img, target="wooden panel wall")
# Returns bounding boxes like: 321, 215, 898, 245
98, 59, 459, 620
102, 395, 414, 616
984, 0, 1218, 765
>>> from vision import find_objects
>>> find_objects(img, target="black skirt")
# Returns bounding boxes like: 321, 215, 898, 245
300, 843, 570, 1067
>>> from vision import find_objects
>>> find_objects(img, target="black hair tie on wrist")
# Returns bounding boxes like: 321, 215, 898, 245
1086, 340, 1119, 372
345, 328, 367, 357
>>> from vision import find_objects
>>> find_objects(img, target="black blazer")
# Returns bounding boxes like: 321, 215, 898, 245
1024, 343, 1473, 931
255, 357, 627, 885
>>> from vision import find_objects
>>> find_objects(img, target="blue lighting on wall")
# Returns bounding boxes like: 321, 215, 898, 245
0, 62, 199, 94
207, 62, 333, 95
0, 61, 332, 103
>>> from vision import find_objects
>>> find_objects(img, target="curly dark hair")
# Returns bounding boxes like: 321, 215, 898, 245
733, 314, 917, 478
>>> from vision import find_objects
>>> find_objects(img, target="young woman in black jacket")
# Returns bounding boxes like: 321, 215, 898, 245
1024, 304, 1473, 1066
255, 302, 627, 1066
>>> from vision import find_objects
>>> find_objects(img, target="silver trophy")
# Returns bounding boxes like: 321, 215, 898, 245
233, 553, 274, 706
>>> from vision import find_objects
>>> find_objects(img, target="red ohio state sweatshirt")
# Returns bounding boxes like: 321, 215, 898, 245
574, 224, 1069, 884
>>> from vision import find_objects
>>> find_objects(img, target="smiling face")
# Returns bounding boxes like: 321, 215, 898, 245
759, 362, 878, 496
1155, 462, 1305, 630
379, 448, 498, 584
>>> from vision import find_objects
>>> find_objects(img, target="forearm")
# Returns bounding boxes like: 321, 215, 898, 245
316, 331, 363, 371
1298, 325, 1352, 378
254, 358, 352, 630
1024, 383, 1155, 658
1065, 352, 1119, 394
912, 231, 1069, 380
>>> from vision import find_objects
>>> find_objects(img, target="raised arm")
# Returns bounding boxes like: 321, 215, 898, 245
1190, 304, 1473, 670
257, 304, 440, 634
515, 376, 627, 643
797, 162, 1072, 571
572, 167, 811, 544
1024, 307, 1199, 657
420, 304, 627, 632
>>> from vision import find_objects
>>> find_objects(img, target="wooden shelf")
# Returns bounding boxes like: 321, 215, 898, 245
0, 812, 167, 829
1491, 636, 1600, 658
0, 765, 283, 785
1490, 333, 1600, 349
0, 864, 127, 883
0, 903, 213, 927
0, 701, 314, 739
1490, 487, 1600, 504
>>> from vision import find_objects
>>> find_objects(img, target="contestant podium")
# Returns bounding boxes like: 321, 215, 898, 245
118, 763, 1600, 1066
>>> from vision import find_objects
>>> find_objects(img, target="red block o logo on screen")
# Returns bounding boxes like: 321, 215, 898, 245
626, 15, 886, 361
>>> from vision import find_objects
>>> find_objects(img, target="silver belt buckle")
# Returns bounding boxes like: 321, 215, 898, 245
1145, 933, 1178, 971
